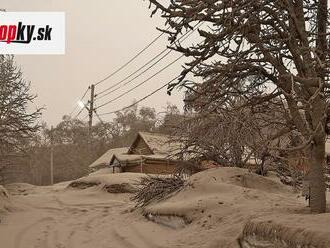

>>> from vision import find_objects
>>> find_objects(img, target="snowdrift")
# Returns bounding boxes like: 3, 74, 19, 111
144, 167, 292, 219
68, 173, 145, 193
239, 214, 330, 248
4, 183, 37, 195
142, 168, 309, 247
141, 168, 330, 247
89, 167, 113, 176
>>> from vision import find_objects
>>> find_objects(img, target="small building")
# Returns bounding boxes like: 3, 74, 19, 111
89, 147, 129, 171
110, 154, 180, 174
89, 132, 184, 175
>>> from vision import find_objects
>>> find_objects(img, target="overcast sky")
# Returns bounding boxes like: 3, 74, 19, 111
1, 0, 187, 126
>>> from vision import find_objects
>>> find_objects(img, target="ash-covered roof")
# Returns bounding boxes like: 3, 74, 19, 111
90, 132, 184, 169
130, 132, 182, 156
89, 147, 129, 168
111, 153, 178, 167
112, 154, 143, 164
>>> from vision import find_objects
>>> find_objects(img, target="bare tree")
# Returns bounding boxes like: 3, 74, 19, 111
148, 0, 329, 213
174, 96, 289, 169
0, 55, 42, 155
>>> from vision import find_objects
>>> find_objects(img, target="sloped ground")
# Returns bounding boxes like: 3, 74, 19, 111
68, 172, 145, 193
144, 168, 330, 247
0, 173, 176, 248
239, 214, 330, 248
0, 168, 330, 248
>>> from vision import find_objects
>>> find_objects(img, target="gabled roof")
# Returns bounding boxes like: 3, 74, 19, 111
128, 132, 182, 156
111, 154, 143, 164
110, 153, 177, 167
89, 147, 129, 168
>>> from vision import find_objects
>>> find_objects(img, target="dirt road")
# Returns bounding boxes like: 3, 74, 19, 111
0, 184, 177, 248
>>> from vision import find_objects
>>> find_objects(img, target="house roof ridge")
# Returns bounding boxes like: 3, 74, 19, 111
138, 131, 169, 136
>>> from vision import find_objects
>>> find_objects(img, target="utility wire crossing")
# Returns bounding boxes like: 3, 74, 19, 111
69, 25, 175, 119
69, 86, 90, 117
93, 19, 181, 87
95, 23, 202, 100
69, 20, 203, 123
95, 54, 184, 110
98, 76, 180, 116
94, 30, 168, 87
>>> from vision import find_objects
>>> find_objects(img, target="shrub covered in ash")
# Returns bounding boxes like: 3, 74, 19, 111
131, 175, 186, 208
103, 183, 137, 193
68, 181, 101, 189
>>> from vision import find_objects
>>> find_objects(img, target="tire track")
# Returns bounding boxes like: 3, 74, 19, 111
14, 217, 55, 248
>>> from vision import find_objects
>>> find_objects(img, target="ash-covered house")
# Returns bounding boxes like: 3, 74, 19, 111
89, 132, 184, 175
89, 147, 129, 172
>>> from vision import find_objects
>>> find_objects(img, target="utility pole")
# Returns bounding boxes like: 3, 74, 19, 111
50, 126, 54, 185
88, 84, 95, 137
88, 84, 95, 162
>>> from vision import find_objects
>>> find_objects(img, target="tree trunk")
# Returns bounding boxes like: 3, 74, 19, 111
306, 0, 328, 214
306, 100, 327, 213
308, 140, 326, 213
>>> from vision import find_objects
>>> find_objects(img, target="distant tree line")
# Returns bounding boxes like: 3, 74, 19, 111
27, 103, 182, 185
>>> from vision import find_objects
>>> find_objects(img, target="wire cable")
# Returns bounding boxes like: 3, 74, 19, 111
98, 76, 179, 116
69, 86, 90, 117
74, 106, 86, 119
82, 113, 89, 121
93, 109, 105, 124
95, 54, 184, 110
67, 19, 191, 119
95, 22, 202, 99
96, 49, 172, 100
94, 30, 169, 87
93, 18, 183, 87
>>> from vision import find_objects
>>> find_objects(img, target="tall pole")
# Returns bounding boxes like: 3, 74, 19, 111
88, 84, 95, 162
50, 125, 54, 185
88, 84, 95, 138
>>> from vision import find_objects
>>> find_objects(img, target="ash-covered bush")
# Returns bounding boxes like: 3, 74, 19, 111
68, 181, 101, 189
131, 175, 186, 208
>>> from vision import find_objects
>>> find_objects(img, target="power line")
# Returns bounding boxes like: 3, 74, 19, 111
69, 105, 79, 118
95, 54, 184, 110
69, 27, 166, 117
95, 23, 202, 99
93, 18, 182, 87
69, 20, 204, 125
93, 109, 105, 124
82, 113, 89, 121
94, 31, 167, 87
68, 21, 200, 120
94, 109, 110, 129
98, 76, 179, 116
69, 86, 90, 117
95, 50, 172, 101
81, 87, 90, 99
74, 105, 86, 119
